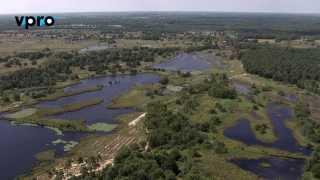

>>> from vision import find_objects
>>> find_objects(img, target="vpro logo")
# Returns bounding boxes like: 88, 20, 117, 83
15, 16, 55, 29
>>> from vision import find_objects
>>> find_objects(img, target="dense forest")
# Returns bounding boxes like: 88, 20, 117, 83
242, 47, 320, 178
240, 47, 320, 94
295, 102, 320, 144
295, 102, 320, 178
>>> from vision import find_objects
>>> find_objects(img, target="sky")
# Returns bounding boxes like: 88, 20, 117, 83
1, 0, 320, 14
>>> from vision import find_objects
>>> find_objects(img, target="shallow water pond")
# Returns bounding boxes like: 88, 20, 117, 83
224, 103, 311, 154
224, 103, 311, 178
153, 53, 211, 72
231, 157, 305, 180
38, 74, 160, 124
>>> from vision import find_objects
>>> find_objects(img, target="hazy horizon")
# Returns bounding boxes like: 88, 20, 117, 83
1, 0, 320, 15
1, 10, 320, 16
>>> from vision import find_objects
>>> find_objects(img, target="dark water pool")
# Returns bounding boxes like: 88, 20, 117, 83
153, 53, 211, 72
224, 103, 311, 154
285, 94, 298, 102
231, 157, 305, 180
224, 103, 311, 178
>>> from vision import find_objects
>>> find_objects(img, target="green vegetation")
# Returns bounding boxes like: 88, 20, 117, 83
21, 48, 320, 180
3, 12, 320, 179
76, 102, 237, 180
36, 98, 103, 116
11, 117, 89, 132
294, 102, 320, 179
40, 85, 103, 101
239, 47, 320, 179
305, 146, 320, 179
260, 162, 271, 168
35, 150, 56, 162
241, 47, 320, 94
4, 108, 37, 119
104, 146, 182, 180
73, 73, 265, 180
52, 139, 79, 152
295, 101, 320, 144
207, 73, 237, 99
2, 13, 320, 40
63, 99, 102, 113
108, 84, 159, 109
0, 47, 178, 92
4, 99, 105, 132
145, 102, 207, 149
88, 123, 118, 132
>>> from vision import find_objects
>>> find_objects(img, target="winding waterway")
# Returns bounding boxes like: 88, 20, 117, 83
224, 103, 311, 179
0, 53, 307, 179
38, 74, 160, 124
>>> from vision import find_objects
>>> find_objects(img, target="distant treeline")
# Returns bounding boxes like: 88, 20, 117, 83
58, 13, 320, 39
241, 47, 320, 94
1, 13, 320, 39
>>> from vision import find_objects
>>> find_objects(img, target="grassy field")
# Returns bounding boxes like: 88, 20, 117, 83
4, 108, 37, 119
115, 39, 193, 49
11, 117, 89, 132
36, 98, 103, 117
5, 98, 104, 132
0, 58, 46, 75
88, 123, 118, 132
108, 84, 159, 109
35, 150, 56, 162
197, 152, 258, 180
4, 107, 91, 132
0, 39, 99, 54
304, 94, 320, 123
40, 85, 103, 101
